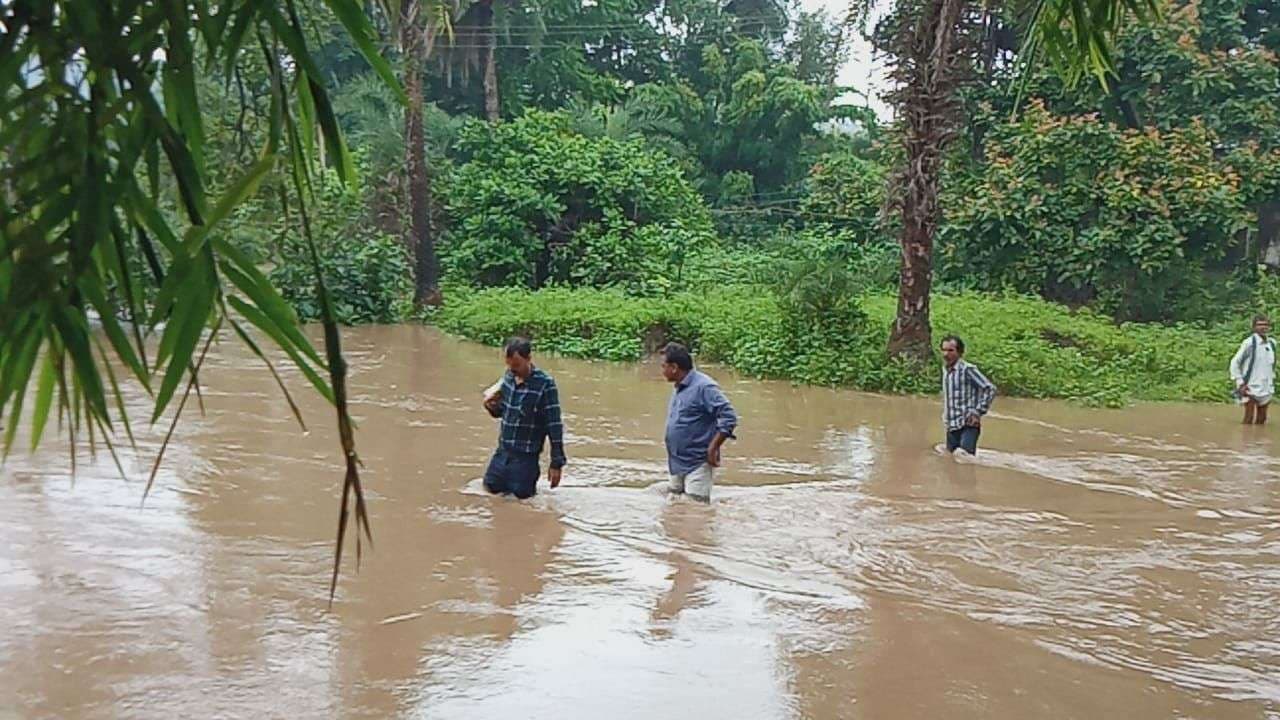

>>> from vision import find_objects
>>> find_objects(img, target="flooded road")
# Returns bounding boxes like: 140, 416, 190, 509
1, 325, 1278, 719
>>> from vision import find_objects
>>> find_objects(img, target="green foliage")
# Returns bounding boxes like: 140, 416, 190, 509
677, 226, 899, 296
1251, 267, 1280, 319
676, 39, 836, 198
802, 148, 888, 240
0, 0, 390, 595
332, 72, 467, 177
942, 101, 1249, 321
436, 286, 1249, 405
931, 0, 1279, 327
439, 111, 713, 294
270, 170, 413, 325
0, 0, 385, 438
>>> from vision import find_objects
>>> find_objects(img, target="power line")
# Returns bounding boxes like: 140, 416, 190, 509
485, 20, 793, 31
711, 205, 876, 224
425, 37, 763, 49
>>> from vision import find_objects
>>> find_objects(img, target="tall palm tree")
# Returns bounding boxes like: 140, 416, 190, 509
877, 0, 1157, 362
375, 0, 464, 307
436, 0, 506, 121
480, 0, 500, 122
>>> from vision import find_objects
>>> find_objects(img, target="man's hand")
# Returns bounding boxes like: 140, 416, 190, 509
965, 413, 982, 428
483, 396, 501, 415
707, 445, 721, 468
548, 467, 562, 488
1239, 383, 1252, 398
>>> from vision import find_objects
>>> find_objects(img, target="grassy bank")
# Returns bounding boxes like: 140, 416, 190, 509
431, 286, 1240, 407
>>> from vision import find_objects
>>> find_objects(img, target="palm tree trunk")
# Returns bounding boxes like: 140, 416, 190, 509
401, 0, 441, 306
481, 0, 500, 122
887, 0, 967, 363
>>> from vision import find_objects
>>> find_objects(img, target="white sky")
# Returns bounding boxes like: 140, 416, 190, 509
800, 0, 892, 119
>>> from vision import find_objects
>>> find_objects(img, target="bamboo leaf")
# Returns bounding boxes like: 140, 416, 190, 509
148, 249, 193, 329
180, 153, 276, 252
95, 337, 139, 453
163, 0, 206, 172
78, 272, 149, 390
30, 349, 57, 452
228, 316, 308, 431
321, 0, 407, 104
221, 1, 262, 83
270, 1, 352, 182
2, 319, 45, 456
125, 180, 182, 254
215, 237, 325, 367
52, 306, 110, 425
108, 219, 150, 369
197, 0, 227, 55
226, 295, 334, 403
296, 73, 318, 167
144, 317, 221, 504
117, 68, 208, 224
151, 258, 215, 422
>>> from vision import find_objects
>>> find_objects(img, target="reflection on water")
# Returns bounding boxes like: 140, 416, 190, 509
1, 325, 1278, 719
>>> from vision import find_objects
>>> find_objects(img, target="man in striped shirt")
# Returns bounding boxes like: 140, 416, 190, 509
481, 337, 566, 498
940, 335, 997, 456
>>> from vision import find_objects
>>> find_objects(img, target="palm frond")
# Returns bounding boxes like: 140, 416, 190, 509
1022, 0, 1159, 89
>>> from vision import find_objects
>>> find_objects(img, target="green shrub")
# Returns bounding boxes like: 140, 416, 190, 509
270, 169, 414, 325
802, 149, 887, 243
679, 228, 899, 293
434, 285, 1251, 405
940, 101, 1250, 322
438, 111, 713, 294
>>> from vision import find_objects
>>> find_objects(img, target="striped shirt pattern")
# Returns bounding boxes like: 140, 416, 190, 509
496, 367, 566, 469
942, 360, 996, 430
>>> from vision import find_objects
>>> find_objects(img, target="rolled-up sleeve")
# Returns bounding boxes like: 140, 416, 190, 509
702, 383, 738, 439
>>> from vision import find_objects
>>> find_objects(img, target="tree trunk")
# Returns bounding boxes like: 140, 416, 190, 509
401, 0, 441, 306
1108, 64, 1143, 130
887, 0, 968, 364
1260, 199, 1280, 269
481, 0, 500, 122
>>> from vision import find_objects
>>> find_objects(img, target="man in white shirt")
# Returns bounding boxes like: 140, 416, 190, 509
1230, 315, 1276, 425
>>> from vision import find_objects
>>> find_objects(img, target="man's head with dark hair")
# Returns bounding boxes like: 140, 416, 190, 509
505, 336, 533, 358
504, 336, 534, 377
661, 342, 694, 382
1253, 315, 1271, 338
940, 334, 965, 368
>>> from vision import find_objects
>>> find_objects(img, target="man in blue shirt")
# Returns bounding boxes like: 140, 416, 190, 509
661, 343, 738, 502
481, 337, 566, 499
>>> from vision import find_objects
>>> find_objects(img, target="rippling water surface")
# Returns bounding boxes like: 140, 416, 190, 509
1, 326, 1277, 719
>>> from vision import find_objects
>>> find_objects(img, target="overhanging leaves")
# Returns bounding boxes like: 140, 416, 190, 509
0, 0, 386, 603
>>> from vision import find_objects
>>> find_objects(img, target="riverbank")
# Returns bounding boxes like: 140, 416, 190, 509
429, 286, 1240, 407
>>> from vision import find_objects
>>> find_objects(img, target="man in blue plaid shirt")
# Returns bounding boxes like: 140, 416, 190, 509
481, 337, 567, 498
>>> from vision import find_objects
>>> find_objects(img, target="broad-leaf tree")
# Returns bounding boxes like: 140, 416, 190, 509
869, 0, 1157, 362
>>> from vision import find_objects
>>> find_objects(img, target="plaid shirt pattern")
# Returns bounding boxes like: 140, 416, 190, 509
495, 367, 566, 469
942, 360, 996, 431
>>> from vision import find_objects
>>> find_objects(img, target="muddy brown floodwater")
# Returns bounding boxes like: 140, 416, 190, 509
1, 326, 1278, 719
